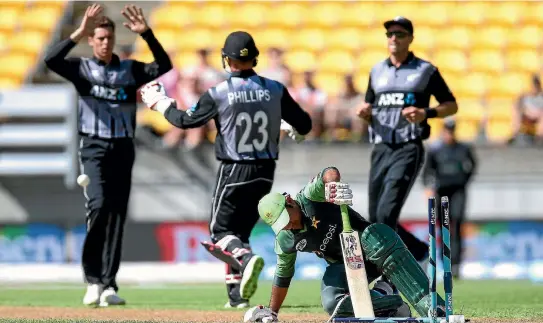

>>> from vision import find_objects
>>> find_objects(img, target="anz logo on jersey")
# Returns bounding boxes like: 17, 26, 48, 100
90, 85, 128, 101
377, 92, 416, 107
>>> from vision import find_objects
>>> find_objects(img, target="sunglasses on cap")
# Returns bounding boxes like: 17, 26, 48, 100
386, 31, 409, 39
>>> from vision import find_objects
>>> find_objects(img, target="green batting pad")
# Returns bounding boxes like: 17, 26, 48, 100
361, 224, 445, 317
334, 291, 404, 318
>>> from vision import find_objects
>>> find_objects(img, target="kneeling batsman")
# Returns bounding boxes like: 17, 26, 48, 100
244, 167, 446, 322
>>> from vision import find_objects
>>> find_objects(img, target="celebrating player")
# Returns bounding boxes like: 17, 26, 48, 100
244, 167, 445, 322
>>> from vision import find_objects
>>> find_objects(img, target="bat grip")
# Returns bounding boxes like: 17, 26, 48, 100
340, 205, 353, 232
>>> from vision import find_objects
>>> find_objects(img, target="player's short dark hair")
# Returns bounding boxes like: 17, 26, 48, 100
90, 16, 115, 35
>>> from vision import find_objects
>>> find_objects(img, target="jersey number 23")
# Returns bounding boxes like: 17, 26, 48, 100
236, 111, 269, 153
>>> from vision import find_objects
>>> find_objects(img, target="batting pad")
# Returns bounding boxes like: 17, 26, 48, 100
360, 224, 445, 317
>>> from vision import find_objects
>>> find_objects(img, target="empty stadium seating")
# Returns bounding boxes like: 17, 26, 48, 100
0, 1, 67, 88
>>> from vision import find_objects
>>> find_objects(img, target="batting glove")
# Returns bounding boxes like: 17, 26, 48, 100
325, 182, 353, 206
140, 81, 175, 113
280, 120, 305, 143
244, 305, 278, 323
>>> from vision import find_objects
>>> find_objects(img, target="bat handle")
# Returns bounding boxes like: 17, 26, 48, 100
340, 205, 353, 232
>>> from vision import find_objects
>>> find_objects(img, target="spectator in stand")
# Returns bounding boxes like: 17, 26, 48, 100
260, 47, 291, 85
296, 70, 327, 141
510, 74, 543, 146
324, 74, 367, 142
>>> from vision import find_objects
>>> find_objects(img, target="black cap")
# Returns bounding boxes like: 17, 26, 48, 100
384, 16, 414, 34
222, 31, 259, 62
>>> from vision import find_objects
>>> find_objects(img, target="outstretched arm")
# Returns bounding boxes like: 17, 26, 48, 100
303, 167, 352, 206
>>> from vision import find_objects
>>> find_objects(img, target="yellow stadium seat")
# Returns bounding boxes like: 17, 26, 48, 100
252, 28, 290, 51
267, 3, 306, 28
283, 50, 317, 73
507, 25, 542, 50
207, 50, 224, 72
353, 73, 370, 92
193, 3, 232, 28
441, 72, 463, 96
374, 2, 419, 26
0, 77, 23, 89
0, 32, 7, 52
342, 2, 380, 27
448, 2, 488, 26
314, 72, 343, 96
505, 50, 541, 74
178, 29, 219, 51
357, 50, 388, 74
151, 5, 194, 29
523, 1, 543, 25
10, 31, 49, 55
20, 6, 64, 32
434, 26, 472, 50
456, 99, 486, 122
486, 98, 515, 117
0, 53, 36, 79
137, 108, 172, 135
455, 120, 481, 143
325, 28, 363, 52
415, 2, 453, 27
413, 50, 431, 62
305, 2, 344, 28
292, 28, 326, 52
485, 120, 514, 143
412, 27, 436, 51
319, 50, 355, 74
0, 1, 27, 9
485, 2, 524, 26
487, 73, 531, 98
471, 26, 508, 50
236, 3, 268, 28
456, 73, 489, 99
485, 100, 515, 143
131, 51, 154, 63
432, 50, 469, 74
152, 29, 181, 52
0, 7, 20, 32
174, 51, 200, 70
469, 50, 505, 74
427, 118, 444, 142
361, 28, 387, 50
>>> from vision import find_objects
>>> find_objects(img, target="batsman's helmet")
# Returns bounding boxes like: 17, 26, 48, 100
221, 31, 260, 69
258, 192, 290, 235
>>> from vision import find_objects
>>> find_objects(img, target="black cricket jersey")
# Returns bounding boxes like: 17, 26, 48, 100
44, 29, 172, 139
162, 69, 312, 162
422, 141, 477, 190
365, 52, 456, 144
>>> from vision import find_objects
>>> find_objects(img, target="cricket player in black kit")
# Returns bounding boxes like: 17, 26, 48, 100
422, 119, 477, 278
356, 17, 459, 272
44, 4, 172, 306
141, 31, 312, 308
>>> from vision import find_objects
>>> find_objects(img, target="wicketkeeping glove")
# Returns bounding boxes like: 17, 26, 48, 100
244, 305, 278, 323
280, 120, 305, 143
140, 81, 174, 112
325, 182, 353, 206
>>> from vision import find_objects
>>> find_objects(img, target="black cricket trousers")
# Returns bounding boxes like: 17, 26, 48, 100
209, 160, 275, 306
368, 139, 428, 261
78, 135, 135, 291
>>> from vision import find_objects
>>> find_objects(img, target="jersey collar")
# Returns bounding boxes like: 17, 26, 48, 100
92, 54, 121, 67
386, 51, 415, 67
229, 69, 257, 78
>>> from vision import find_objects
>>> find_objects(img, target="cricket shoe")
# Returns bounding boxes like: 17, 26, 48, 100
99, 287, 126, 307
240, 255, 265, 300
225, 301, 250, 309
83, 284, 102, 306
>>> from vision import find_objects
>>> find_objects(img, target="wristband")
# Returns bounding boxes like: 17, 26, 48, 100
425, 108, 438, 119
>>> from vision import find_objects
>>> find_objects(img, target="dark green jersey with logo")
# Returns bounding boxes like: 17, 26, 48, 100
273, 167, 371, 283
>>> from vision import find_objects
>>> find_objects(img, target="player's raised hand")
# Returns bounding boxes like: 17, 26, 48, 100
325, 182, 353, 206
280, 120, 305, 143
140, 81, 170, 110
121, 4, 149, 34
76, 4, 103, 37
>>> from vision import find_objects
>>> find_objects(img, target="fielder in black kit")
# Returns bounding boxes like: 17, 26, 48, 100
356, 17, 459, 273
140, 31, 312, 308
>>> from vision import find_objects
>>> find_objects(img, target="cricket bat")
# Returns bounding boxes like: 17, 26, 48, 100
339, 204, 375, 318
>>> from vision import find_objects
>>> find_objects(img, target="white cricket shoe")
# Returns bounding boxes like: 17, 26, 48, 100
99, 287, 126, 307
83, 284, 102, 306
240, 255, 265, 300
224, 301, 250, 309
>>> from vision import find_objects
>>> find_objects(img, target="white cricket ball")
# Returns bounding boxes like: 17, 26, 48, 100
77, 174, 90, 187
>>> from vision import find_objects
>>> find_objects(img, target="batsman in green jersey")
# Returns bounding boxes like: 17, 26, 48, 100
243, 167, 445, 322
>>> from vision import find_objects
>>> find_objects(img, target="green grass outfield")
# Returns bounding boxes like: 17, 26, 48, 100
0, 280, 542, 322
